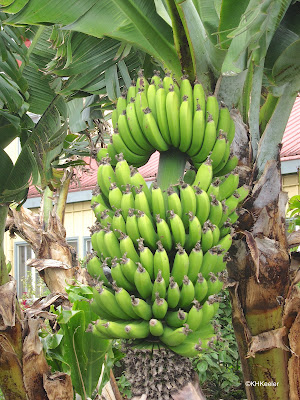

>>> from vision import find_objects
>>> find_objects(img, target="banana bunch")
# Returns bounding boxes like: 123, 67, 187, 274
87, 150, 249, 357
98, 70, 237, 174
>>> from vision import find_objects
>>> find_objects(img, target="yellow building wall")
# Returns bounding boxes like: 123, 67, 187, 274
4, 201, 95, 277
282, 173, 300, 198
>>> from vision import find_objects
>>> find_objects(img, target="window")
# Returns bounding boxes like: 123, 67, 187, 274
15, 242, 46, 299
83, 237, 92, 257
67, 237, 78, 253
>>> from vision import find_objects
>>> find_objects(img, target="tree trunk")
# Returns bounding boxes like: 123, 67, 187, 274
227, 110, 298, 399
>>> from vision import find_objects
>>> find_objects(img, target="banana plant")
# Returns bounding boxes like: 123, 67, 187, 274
1, 0, 300, 399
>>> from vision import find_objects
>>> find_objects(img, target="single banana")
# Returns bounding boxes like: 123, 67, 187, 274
168, 210, 186, 247
206, 95, 219, 125
187, 104, 205, 157
179, 182, 197, 229
153, 241, 170, 285
179, 95, 193, 152
97, 157, 117, 199
180, 75, 193, 109
94, 229, 110, 259
191, 116, 217, 164
143, 107, 169, 152
185, 213, 202, 252
111, 108, 118, 130
165, 309, 187, 328
183, 169, 196, 185
193, 79, 206, 114
112, 209, 126, 239
134, 185, 152, 219
215, 155, 238, 177
208, 195, 223, 227
104, 228, 122, 259
110, 258, 135, 292
125, 320, 150, 339
155, 85, 172, 145
120, 252, 138, 283
217, 104, 231, 135
118, 110, 146, 155
115, 154, 131, 190
137, 210, 158, 250
135, 88, 149, 131
194, 273, 208, 303
120, 184, 135, 220
194, 186, 211, 225
186, 300, 203, 331
156, 214, 173, 252
210, 131, 228, 170
126, 80, 137, 103
193, 158, 213, 192
207, 178, 220, 199
151, 70, 162, 89
200, 247, 222, 279
188, 242, 203, 283
227, 118, 235, 145
125, 208, 140, 245
126, 98, 153, 151
201, 221, 214, 253
212, 224, 221, 246
108, 182, 123, 210
152, 292, 168, 319
167, 186, 182, 218
131, 295, 152, 320
213, 142, 231, 176
149, 319, 164, 336
119, 233, 140, 263
86, 253, 109, 285
225, 191, 241, 214
206, 272, 224, 297
236, 185, 250, 204
171, 244, 189, 287
167, 276, 181, 309
166, 85, 180, 148
134, 263, 153, 299
178, 276, 195, 309
116, 92, 127, 118
151, 270, 166, 301
113, 282, 140, 319
112, 131, 150, 167
147, 80, 157, 119
199, 296, 217, 327
159, 324, 191, 347
218, 173, 239, 201
151, 181, 166, 220
130, 166, 152, 207
217, 233, 233, 252
136, 69, 149, 93
138, 238, 154, 280
93, 283, 131, 320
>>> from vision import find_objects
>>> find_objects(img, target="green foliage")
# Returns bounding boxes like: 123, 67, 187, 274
287, 194, 300, 230
193, 290, 246, 400
40, 284, 111, 399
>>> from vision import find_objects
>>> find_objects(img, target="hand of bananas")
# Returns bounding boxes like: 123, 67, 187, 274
97, 70, 237, 175
88, 96, 249, 358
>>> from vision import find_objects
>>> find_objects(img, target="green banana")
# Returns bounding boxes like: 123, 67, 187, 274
156, 215, 173, 252
143, 107, 169, 152
115, 154, 132, 190
125, 320, 150, 339
171, 244, 189, 287
118, 110, 145, 155
155, 85, 172, 145
218, 173, 239, 201
206, 272, 224, 297
225, 192, 241, 214
200, 247, 222, 279
194, 186, 210, 225
213, 141, 231, 176
165, 309, 187, 328
151, 181, 166, 220
188, 242, 203, 283
207, 178, 220, 199
192, 116, 217, 164
168, 210, 186, 247
136, 70, 149, 93
194, 273, 208, 303
167, 186, 182, 218
113, 282, 140, 319
151, 70, 162, 89
134, 263, 153, 299
193, 79, 206, 114
152, 270, 166, 301
112, 209, 126, 239
180, 75, 193, 110
178, 276, 195, 309
138, 238, 154, 280
166, 85, 180, 148
179, 95, 193, 152
217, 104, 231, 135
108, 182, 123, 210
215, 155, 238, 177
227, 118, 235, 144
210, 131, 228, 170
120, 184, 135, 220
126, 208, 140, 244
116, 92, 127, 118
167, 277, 181, 309
201, 221, 214, 252
137, 210, 157, 250
92, 202, 109, 222
104, 228, 122, 259
86, 253, 109, 285
159, 324, 191, 347
186, 300, 203, 331
120, 252, 138, 283
187, 104, 205, 157
149, 319, 164, 336
199, 297, 217, 327
130, 166, 152, 207
179, 182, 196, 229
193, 158, 213, 192
206, 95, 219, 125
111, 109, 118, 130
185, 212, 202, 252
99, 210, 113, 228
119, 233, 140, 263
131, 295, 152, 320
126, 98, 152, 151
97, 158, 117, 198
152, 292, 168, 319
183, 169, 196, 185
126, 81, 137, 103
95, 229, 110, 259
110, 258, 135, 292
208, 195, 223, 226
134, 185, 152, 219
217, 233, 232, 252
93, 284, 131, 320
153, 241, 170, 285
211, 224, 221, 246
236, 185, 250, 204
135, 88, 149, 129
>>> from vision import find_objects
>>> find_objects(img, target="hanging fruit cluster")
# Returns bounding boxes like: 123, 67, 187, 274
88, 70, 249, 358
